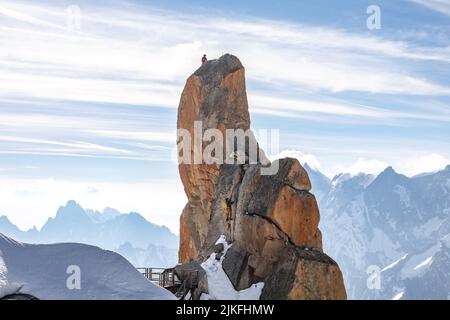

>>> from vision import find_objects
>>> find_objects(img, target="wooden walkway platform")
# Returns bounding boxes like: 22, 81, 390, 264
137, 266, 200, 300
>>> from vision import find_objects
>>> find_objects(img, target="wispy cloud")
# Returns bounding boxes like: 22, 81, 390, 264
1, 0, 449, 104
0, 0, 449, 150
0, 135, 174, 161
0, 3, 68, 31
396, 153, 450, 176
87, 130, 175, 143
337, 153, 450, 177
412, 0, 450, 17
273, 150, 449, 178
0, 136, 132, 154
334, 158, 389, 176
272, 149, 323, 171
251, 95, 385, 118
0, 0, 449, 228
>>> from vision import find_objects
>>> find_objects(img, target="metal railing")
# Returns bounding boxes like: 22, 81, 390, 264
136, 267, 167, 287
137, 266, 200, 299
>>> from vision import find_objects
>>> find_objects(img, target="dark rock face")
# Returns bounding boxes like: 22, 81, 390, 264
175, 261, 206, 279
261, 247, 345, 300
213, 243, 224, 254
222, 244, 255, 291
174, 261, 207, 300
177, 54, 346, 300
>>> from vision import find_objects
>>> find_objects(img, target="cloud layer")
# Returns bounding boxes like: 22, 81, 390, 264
0, 1, 449, 231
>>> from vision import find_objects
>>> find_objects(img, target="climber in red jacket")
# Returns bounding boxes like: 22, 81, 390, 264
201, 54, 207, 64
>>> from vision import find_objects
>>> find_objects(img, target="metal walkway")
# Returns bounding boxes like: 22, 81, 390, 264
137, 267, 200, 300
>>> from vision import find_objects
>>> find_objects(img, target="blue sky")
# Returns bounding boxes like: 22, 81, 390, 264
0, 0, 449, 232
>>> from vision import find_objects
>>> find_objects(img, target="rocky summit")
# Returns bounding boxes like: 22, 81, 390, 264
177, 54, 346, 300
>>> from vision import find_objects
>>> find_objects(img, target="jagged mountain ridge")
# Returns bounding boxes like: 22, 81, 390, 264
0, 200, 178, 268
303, 163, 450, 299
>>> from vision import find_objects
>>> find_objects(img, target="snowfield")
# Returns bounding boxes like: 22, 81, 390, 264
0, 252, 21, 298
0, 233, 176, 300
200, 235, 264, 300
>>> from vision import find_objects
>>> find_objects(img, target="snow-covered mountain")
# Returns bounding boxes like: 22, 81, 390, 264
305, 164, 450, 300
303, 163, 331, 202
115, 242, 178, 268
0, 200, 179, 268
0, 233, 176, 300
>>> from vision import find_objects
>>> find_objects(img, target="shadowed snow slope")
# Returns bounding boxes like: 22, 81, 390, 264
0, 233, 175, 300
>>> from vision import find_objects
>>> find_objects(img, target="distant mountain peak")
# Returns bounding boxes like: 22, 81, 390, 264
0, 215, 17, 225
1, 202, 179, 254
59, 200, 86, 214
376, 166, 406, 180
102, 207, 121, 216
383, 166, 396, 174
0, 215, 23, 237
0, 215, 14, 225
86, 207, 122, 223
65, 199, 80, 208
367, 166, 409, 192
52, 200, 90, 222
126, 212, 151, 224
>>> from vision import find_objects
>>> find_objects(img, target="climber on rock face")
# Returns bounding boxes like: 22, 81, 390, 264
224, 197, 234, 222
201, 54, 207, 64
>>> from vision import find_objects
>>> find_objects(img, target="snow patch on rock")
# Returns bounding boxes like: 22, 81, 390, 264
200, 235, 264, 300
382, 254, 408, 272
401, 244, 439, 279
413, 257, 433, 270
391, 291, 404, 300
